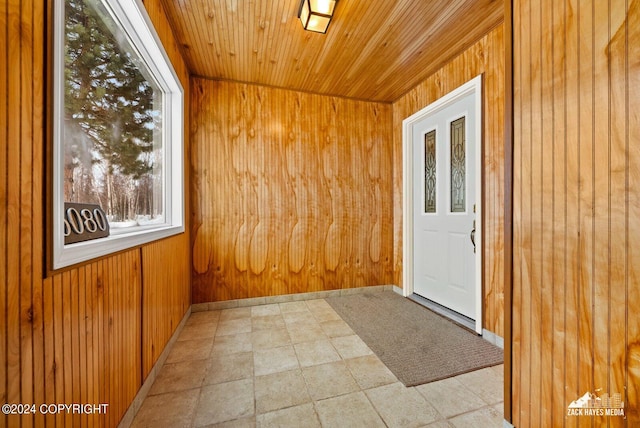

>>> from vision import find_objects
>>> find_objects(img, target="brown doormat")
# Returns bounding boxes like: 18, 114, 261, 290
326, 291, 503, 387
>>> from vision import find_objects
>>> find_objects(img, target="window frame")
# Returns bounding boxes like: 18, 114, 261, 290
52, 0, 184, 270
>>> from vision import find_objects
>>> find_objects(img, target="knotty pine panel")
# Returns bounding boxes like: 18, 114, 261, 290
511, 0, 639, 426
392, 25, 505, 337
1, 0, 190, 426
191, 79, 394, 303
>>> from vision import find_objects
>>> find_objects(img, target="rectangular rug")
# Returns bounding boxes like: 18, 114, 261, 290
326, 290, 503, 387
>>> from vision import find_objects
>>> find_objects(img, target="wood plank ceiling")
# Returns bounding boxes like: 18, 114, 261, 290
161, 0, 503, 102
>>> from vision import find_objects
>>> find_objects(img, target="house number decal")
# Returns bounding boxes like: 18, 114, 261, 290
63, 203, 110, 244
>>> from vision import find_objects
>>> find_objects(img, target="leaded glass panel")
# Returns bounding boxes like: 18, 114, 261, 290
424, 130, 436, 213
450, 117, 466, 212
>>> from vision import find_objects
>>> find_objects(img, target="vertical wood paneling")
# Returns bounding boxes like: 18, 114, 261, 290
141, 234, 191, 378
6, 0, 22, 424
1, 0, 191, 426
141, 0, 192, 381
549, 0, 564, 424
191, 79, 394, 303
539, 1, 555, 423
628, 0, 640, 420
0, 0, 6, 422
392, 25, 506, 337
528, 0, 542, 424
512, 0, 638, 426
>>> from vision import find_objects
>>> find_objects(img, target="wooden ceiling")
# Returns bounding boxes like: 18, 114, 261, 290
160, 0, 503, 102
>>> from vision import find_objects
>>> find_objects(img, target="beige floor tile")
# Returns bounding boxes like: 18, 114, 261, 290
212, 332, 253, 355
448, 406, 503, 428
178, 322, 218, 341
294, 340, 341, 367
203, 417, 256, 428
365, 382, 440, 427
345, 354, 397, 389
331, 334, 373, 359
216, 318, 253, 336
131, 388, 199, 428
254, 369, 311, 413
286, 323, 327, 344
133, 298, 507, 428
281, 310, 317, 326
256, 403, 321, 428
205, 351, 254, 385
493, 402, 504, 417
454, 367, 504, 405
251, 304, 281, 317
416, 377, 487, 419
187, 310, 221, 326
319, 319, 354, 338
305, 299, 333, 312
251, 314, 285, 331
253, 345, 299, 376
149, 360, 208, 396
491, 363, 505, 380
193, 379, 255, 427
219, 307, 252, 321
166, 339, 213, 364
421, 421, 454, 428
251, 328, 291, 350
278, 301, 309, 313
310, 309, 342, 322
314, 391, 386, 428
302, 361, 360, 400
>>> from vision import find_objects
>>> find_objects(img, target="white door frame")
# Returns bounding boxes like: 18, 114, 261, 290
402, 74, 483, 334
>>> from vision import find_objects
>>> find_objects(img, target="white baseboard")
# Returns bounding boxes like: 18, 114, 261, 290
482, 329, 505, 350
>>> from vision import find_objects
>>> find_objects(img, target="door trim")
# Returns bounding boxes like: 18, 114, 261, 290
402, 74, 483, 334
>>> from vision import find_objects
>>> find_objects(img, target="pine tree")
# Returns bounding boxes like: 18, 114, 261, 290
63, 0, 160, 221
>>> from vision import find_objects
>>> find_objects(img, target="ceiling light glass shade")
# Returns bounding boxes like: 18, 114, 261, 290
298, 0, 337, 33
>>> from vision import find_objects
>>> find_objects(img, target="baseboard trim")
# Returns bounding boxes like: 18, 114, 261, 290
483, 328, 505, 350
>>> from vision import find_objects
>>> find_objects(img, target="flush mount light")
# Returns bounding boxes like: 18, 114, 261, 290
298, 0, 337, 34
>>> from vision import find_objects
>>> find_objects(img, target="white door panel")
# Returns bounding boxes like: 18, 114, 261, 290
412, 89, 477, 320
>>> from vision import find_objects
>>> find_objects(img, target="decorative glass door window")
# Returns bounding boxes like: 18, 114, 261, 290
52, 0, 184, 269
450, 116, 466, 213
424, 130, 436, 213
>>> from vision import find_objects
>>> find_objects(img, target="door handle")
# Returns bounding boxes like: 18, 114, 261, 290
470, 220, 476, 253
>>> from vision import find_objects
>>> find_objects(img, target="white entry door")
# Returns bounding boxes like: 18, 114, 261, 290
411, 84, 479, 321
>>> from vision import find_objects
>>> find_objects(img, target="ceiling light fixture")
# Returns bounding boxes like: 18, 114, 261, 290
298, 0, 337, 34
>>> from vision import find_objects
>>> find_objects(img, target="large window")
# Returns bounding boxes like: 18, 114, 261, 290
52, 0, 184, 269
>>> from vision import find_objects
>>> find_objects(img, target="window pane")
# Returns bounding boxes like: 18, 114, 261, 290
64, 0, 163, 230
450, 116, 465, 213
424, 130, 436, 213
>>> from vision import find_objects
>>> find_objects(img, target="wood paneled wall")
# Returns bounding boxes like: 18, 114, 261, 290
139, 0, 192, 382
0, 0, 190, 426
191, 79, 393, 303
392, 25, 506, 336
511, 0, 639, 426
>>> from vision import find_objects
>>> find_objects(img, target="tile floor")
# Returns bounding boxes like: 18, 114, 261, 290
131, 298, 504, 428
